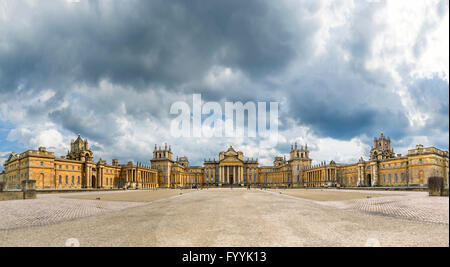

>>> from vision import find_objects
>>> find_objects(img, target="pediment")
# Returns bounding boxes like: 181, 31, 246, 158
6, 153, 18, 163
223, 145, 238, 156
221, 156, 243, 163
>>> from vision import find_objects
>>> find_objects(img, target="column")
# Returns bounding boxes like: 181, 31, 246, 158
87, 167, 91, 188
240, 166, 243, 184
99, 167, 101, 188
238, 166, 241, 184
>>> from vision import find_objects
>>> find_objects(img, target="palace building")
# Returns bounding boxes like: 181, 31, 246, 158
1, 133, 449, 190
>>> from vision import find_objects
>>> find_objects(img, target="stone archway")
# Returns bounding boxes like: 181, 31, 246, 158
367, 174, 372, 187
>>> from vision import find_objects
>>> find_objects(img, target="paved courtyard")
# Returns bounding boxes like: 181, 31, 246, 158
0, 188, 448, 247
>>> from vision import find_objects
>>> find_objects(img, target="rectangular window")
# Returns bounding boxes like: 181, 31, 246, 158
65, 176, 68, 184
59, 175, 62, 184
72, 176, 74, 185
40, 162, 44, 167
78, 176, 80, 184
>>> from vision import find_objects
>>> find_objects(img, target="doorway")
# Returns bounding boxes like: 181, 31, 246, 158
229, 174, 234, 185
367, 174, 372, 186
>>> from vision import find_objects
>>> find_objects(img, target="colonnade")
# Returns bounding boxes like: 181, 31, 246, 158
304, 168, 337, 187
125, 168, 158, 188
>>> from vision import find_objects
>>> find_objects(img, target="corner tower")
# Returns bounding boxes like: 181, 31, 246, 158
67, 134, 93, 162
289, 143, 312, 185
370, 132, 395, 160
150, 143, 174, 187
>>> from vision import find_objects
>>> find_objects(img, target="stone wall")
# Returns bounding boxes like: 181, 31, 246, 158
0, 180, 37, 201
0, 191, 36, 201
0, 191, 23, 201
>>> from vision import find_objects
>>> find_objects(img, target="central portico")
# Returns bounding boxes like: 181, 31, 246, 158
203, 146, 259, 186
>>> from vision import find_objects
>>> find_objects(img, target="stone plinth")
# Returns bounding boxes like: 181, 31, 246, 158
21, 180, 37, 200
21, 180, 36, 191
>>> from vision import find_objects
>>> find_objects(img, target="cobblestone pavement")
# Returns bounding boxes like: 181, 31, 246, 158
306, 190, 449, 225
0, 190, 186, 231
0, 189, 448, 247
0, 196, 147, 231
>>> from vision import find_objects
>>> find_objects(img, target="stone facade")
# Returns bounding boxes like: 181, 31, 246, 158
3, 133, 449, 190
303, 134, 449, 188
3, 134, 158, 190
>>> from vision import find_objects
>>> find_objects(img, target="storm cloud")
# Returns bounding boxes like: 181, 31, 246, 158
0, 0, 448, 166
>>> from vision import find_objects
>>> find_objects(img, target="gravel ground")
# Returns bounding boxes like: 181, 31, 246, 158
0, 188, 448, 247
268, 188, 397, 201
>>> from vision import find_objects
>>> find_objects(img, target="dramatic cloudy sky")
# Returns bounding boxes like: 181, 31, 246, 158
0, 0, 448, 169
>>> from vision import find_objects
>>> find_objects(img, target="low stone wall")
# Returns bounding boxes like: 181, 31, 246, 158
0, 180, 37, 201
0, 191, 23, 201
0, 191, 36, 201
